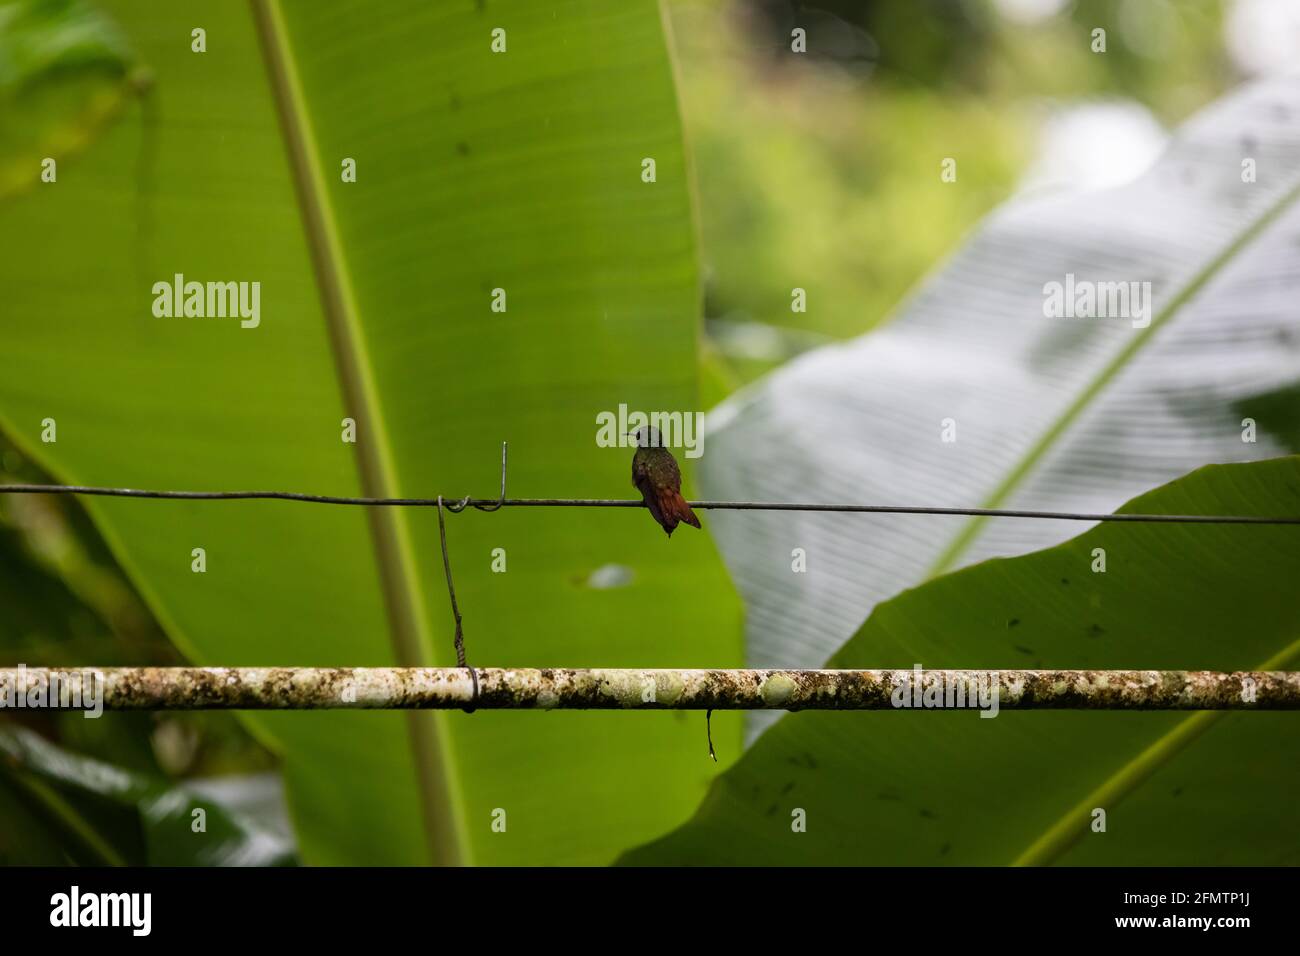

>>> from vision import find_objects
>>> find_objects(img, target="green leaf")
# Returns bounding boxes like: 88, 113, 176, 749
696, 77, 1300, 693
0, 0, 145, 200
0, 726, 296, 865
2, 438, 288, 787
0, 0, 740, 864
622, 457, 1300, 865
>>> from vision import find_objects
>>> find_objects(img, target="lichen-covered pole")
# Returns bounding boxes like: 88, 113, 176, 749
1, 667, 1297, 711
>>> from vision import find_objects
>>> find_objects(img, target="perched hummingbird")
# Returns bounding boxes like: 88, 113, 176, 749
629, 427, 701, 537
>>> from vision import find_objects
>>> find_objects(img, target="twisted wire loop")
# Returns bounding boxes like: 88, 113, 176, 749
436, 495, 478, 713
443, 442, 508, 513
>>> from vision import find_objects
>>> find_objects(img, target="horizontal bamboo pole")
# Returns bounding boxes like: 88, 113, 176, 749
1, 667, 1297, 711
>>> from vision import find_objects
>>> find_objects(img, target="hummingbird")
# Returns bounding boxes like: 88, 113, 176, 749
628, 427, 701, 537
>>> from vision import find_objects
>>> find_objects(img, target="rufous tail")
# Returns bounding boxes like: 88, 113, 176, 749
657, 487, 700, 533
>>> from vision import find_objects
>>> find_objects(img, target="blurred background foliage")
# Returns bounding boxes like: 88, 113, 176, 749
3, 0, 1297, 863
683, 0, 1279, 399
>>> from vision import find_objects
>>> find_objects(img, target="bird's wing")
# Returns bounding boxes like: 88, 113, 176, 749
661, 451, 683, 490
632, 455, 666, 526
632, 453, 650, 489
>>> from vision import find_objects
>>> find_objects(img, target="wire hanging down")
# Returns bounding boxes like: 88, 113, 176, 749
436, 494, 478, 712
5, 667, 1297, 710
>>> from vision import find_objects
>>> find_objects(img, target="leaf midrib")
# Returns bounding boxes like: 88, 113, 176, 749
1014, 634, 1300, 865
932, 173, 1300, 866
926, 173, 1300, 580
250, 0, 469, 866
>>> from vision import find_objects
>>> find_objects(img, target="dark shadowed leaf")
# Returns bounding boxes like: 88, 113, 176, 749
0, 725, 296, 865
623, 457, 1300, 865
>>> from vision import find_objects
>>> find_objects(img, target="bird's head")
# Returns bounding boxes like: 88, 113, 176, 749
626, 426, 664, 449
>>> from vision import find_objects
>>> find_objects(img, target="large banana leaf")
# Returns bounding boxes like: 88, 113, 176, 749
623, 457, 1300, 865
699, 77, 1300, 697
0, 0, 741, 865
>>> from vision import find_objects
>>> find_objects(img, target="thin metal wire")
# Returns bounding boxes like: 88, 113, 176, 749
3, 439, 1297, 523
1, 484, 1297, 523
